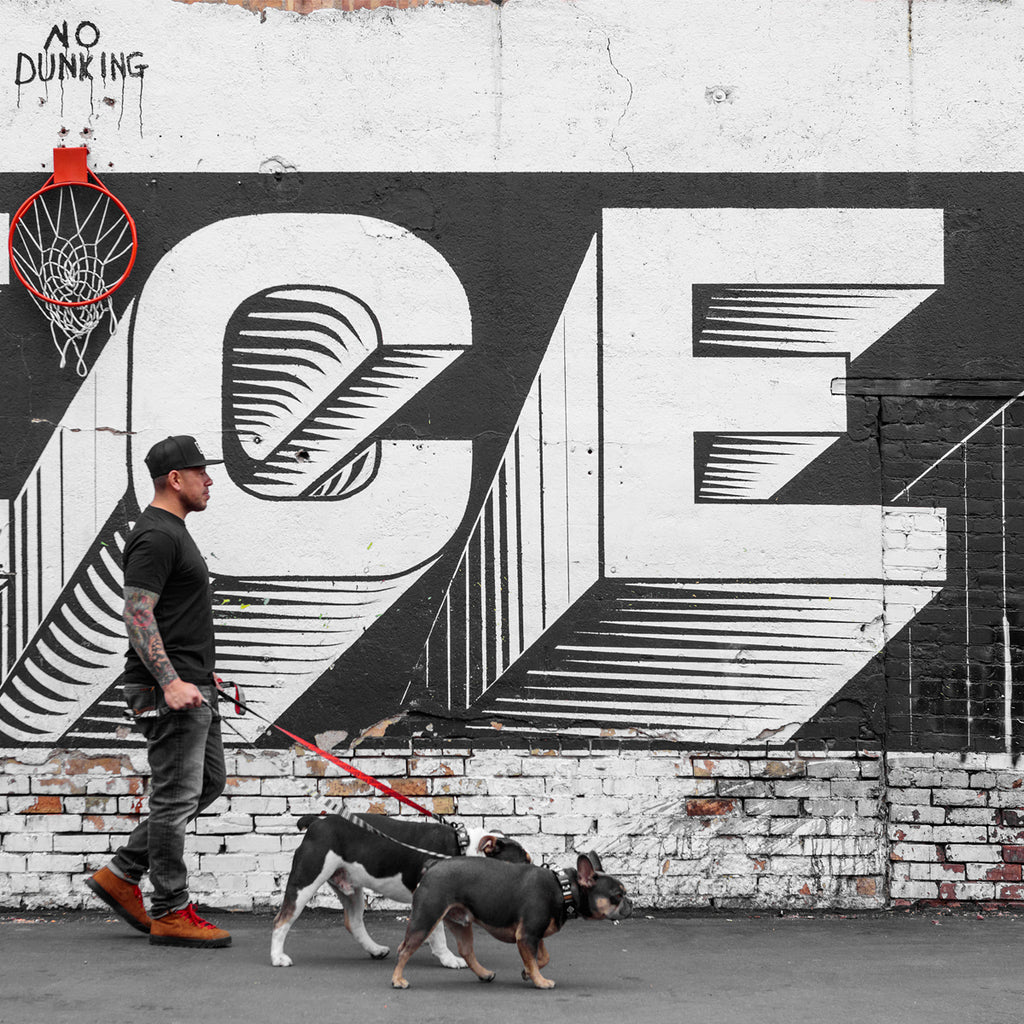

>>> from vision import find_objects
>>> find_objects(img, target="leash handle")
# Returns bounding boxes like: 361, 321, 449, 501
214, 675, 245, 716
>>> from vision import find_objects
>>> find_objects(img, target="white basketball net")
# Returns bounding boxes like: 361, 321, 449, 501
32, 293, 116, 378
10, 183, 133, 377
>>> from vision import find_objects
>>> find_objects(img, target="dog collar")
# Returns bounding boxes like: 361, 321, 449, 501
555, 869, 579, 920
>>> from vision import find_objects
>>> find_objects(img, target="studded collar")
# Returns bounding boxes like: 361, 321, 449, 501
555, 868, 580, 921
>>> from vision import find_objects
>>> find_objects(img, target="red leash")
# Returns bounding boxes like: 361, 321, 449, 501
211, 684, 439, 821
273, 722, 437, 820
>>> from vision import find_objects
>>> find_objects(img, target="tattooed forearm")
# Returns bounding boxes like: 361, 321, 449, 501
123, 587, 179, 688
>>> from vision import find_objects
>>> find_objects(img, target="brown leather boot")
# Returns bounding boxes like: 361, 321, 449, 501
149, 903, 231, 948
85, 866, 151, 934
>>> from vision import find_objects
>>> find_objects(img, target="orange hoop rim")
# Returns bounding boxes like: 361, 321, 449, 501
8, 178, 138, 308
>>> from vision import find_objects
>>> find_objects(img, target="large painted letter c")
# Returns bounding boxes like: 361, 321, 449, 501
128, 214, 474, 578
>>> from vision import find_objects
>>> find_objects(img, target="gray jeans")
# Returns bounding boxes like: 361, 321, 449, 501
111, 689, 225, 918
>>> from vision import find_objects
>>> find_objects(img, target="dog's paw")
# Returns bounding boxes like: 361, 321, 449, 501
271, 954, 293, 967
392, 978, 410, 990
533, 978, 556, 990
479, 971, 496, 983
439, 954, 467, 970
368, 945, 391, 960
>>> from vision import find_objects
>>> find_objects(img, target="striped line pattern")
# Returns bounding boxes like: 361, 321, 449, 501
697, 434, 839, 501
466, 580, 938, 746
226, 286, 464, 499
0, 521, 128, 744
693, 286, 937, 355
418, 406, 596, 710
416, 241, 600, 710
65, 568, 438, 747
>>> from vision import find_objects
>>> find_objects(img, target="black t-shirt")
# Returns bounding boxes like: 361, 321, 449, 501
123, 506, 216, 686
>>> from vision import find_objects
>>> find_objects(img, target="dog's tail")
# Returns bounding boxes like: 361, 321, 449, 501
296, 814, 321, 831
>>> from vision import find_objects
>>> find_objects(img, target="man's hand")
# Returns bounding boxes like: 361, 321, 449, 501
163, 678, 204, 710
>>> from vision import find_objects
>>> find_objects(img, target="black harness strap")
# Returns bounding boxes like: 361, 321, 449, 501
318, 800, 460, 860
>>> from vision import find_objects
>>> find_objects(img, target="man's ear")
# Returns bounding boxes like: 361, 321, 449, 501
167, 469, 183, 492
577, 853, 598, 888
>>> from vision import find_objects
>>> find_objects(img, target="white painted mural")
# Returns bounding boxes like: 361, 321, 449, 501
0, 0, 1019, 760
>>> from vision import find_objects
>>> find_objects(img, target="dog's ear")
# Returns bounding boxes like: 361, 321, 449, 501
478, 834, 499, 856
585, 850, 604, 872
577, 852, 599, 887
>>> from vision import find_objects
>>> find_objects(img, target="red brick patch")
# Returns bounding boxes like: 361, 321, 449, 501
385, 778, 428, 797
18, 796, 62, 814
986, 864, 1022, 882
63, 754, 131, 775
686, 798, 735, 817
1002, 846, 1024, 864
323, 779, 371, 797
764, 758, 806, 779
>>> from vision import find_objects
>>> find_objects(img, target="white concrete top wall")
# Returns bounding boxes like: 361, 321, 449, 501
0, 0, 1020, 174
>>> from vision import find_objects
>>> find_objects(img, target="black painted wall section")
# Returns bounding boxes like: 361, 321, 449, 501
2, 173, 1023, 751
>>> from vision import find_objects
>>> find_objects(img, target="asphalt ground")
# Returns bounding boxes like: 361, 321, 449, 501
1, 907, 1021, 1024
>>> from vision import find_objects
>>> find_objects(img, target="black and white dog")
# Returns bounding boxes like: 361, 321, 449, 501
271, 812, 531, 968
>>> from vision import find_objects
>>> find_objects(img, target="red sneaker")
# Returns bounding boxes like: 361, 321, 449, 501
149, 903, 231, 948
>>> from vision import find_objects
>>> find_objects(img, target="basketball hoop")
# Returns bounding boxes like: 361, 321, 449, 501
8, 147, 137, 376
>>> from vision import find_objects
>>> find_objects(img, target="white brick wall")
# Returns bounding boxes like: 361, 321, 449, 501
6, 747, 1024, 911
888, 752, 1024, 903
1, 745, 887, 911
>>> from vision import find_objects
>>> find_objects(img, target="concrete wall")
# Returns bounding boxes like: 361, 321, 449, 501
2, 0, 1024, 911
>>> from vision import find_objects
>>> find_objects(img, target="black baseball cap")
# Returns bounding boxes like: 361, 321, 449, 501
144, 435, 224, 479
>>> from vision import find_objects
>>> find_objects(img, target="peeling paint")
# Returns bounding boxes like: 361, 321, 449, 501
352, 712, 406, 747
314, 729, 349, 751
30, 419, 135, 436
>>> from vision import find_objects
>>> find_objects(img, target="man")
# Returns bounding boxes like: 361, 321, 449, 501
85, 435, 231, 949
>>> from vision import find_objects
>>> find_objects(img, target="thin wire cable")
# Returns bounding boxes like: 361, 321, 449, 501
1003, 411, 1013, 755
964, 444, 971, 748
892, 389, 1024, 501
